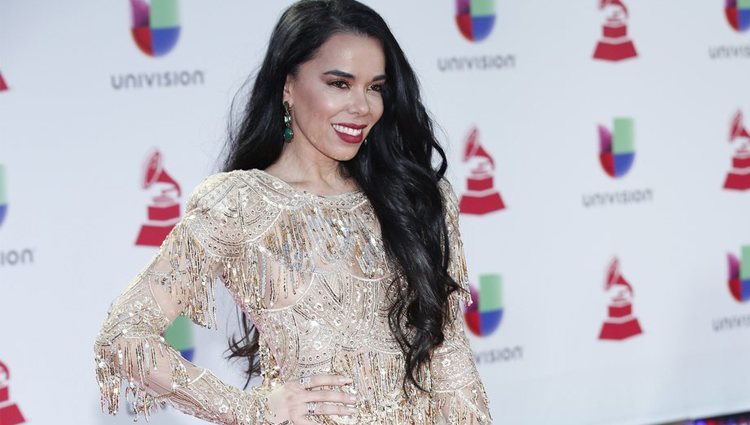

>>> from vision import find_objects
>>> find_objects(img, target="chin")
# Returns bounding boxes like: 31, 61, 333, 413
328, 146, 362, 162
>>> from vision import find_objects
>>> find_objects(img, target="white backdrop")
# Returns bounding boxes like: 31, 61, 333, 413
2, 1, 750, 424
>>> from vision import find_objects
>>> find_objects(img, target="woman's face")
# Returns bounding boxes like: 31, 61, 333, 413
283, 33, 386, 163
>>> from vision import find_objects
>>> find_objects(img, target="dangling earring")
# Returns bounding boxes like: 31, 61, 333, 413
283, 101, 294, 142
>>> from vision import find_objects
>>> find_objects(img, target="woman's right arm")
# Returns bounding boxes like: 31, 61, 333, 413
94, 172, 358, 424
94, 173, 273, 424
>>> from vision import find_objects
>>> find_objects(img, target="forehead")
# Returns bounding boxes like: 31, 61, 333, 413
304, 32, 385, 76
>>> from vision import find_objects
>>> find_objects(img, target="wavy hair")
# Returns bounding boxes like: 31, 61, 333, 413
224, 0, 461, 393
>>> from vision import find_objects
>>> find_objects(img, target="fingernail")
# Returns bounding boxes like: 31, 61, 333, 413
347, 407, 357, 414
340, 377, 353, 384
348, 395, 357, 402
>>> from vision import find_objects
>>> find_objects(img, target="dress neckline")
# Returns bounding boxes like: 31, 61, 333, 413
248, 168, 365, 202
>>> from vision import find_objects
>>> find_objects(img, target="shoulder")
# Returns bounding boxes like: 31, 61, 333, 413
437, 177, 460, 215
186, 169, 276, 212
184, 170, 280, 244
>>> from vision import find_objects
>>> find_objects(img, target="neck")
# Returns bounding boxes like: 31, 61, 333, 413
265, 138, 352, 193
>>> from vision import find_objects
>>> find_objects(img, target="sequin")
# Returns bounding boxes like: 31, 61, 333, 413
94, 169, 491, 424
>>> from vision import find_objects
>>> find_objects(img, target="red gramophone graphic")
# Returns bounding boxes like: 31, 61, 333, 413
135, 150, 182, 247
723, 110, 750, 191
0, 361, 26, 425
592, 0, 638, 62
0, 72, 8, 91
598, 258, 642, 341
459, 127, 505, 215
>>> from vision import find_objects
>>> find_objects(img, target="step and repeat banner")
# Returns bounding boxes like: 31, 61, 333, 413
2, 1, 750, 424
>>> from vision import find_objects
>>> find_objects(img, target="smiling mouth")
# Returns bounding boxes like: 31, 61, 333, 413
331, 123, 365, 136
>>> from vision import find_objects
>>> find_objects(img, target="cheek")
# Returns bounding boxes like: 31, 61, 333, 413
299, 86, 341, 122
372, 97, 385, 121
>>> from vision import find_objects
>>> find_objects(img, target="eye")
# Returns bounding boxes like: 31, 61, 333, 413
369, 83, 384, 93
329, 80, 350, 89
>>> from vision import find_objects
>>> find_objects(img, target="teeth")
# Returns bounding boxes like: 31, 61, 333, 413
332, 124, 363, 136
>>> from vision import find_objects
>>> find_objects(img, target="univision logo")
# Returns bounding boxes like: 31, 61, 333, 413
725, 0, 750, 32
464, 274, 503, 337
455, 0, 496, 42
164, 315, 195, 361
599, 118, 635, 178
130, 0, 180, 57
0, 165, 7, 228
728, 246, 750, 302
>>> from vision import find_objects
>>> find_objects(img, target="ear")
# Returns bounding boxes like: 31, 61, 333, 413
283, 74, 294, 105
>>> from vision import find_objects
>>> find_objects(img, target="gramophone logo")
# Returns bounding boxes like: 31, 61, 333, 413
0, 361, 26, 425
728, 246, 750, 302
459, 127, 505, 214
465, 274, 503, 337
0, 72, 7, 92
0, 165, 7, 229
599, 257, 643, 341
599, 118, 635, 179
726, 0, 750, 32
135, 150, 182, 247
130, 0, 180, 57
724, 110, 750, 190
164, 315, 195, 361
593, 0, 638, 61
455, 0, 496, 42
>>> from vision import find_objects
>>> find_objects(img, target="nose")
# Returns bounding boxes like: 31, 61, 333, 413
348, 89, 371, 116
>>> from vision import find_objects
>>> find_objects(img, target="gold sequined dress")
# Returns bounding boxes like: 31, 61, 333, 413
94, 169, 491, 424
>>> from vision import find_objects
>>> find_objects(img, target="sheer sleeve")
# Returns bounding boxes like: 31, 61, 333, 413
430, 179, 493, 424
93, 172, 274, 424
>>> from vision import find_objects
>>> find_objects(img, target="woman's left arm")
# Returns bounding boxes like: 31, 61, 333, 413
430, 179, 492, 424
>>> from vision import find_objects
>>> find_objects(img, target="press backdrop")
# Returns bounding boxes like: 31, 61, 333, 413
2, 1, 750, 424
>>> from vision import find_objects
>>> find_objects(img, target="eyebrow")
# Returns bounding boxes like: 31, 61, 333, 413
323, 70, 387, 81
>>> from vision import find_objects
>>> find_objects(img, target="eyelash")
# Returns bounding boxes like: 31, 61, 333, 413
329, 80, 384, 93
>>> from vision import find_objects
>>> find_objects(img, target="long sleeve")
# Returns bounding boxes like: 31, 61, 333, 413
430, 179, 492, 424
93, 173, 273, 424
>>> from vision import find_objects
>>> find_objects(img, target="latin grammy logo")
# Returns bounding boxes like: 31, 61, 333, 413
724, 110, 750, 191
599, 258, 642, 341
459, 127, 505, 215
593, 0, 638, 62
135, 150, 182, 247
0, 361, 25, 425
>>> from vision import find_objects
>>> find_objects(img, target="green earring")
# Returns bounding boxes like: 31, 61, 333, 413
283, 101, 294, 142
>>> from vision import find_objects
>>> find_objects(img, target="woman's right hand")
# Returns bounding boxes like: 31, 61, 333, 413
265, 375, 358, 425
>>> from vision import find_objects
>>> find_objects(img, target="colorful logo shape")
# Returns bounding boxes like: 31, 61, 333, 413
599, 118, 635, 178
464, 274, 503, 337
0, 73, 8, 92
0, 166, 6, 229
0, 361, 26, 425
164, 315, 195, 361
455, 0, 496, 42
135, 150, 182, 247
593, 0, 638, 61
724, 110, 750, 190
728, 246, 750, 302
725, 0, 750, 32
130, 0, 180, 57
599, 257, 642, 341
459, 127, 505, 214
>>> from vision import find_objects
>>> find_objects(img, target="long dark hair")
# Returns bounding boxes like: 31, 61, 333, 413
224, 0, 461, 393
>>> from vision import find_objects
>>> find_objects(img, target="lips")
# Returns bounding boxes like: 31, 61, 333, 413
332, 123, 366, 144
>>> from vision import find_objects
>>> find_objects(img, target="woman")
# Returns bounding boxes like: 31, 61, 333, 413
94, 1, 491, 424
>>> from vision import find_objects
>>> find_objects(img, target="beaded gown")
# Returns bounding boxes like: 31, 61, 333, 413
94, 169, 491, 424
